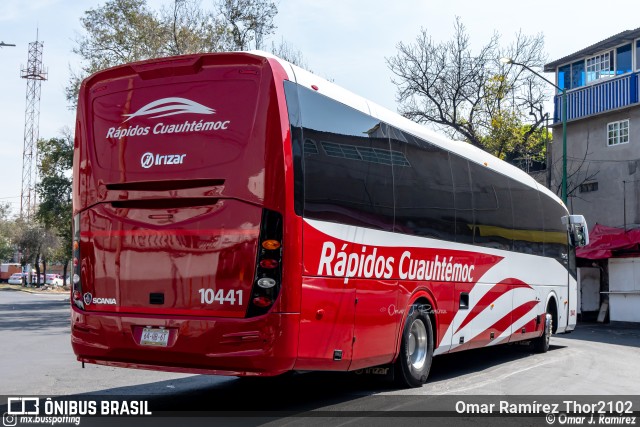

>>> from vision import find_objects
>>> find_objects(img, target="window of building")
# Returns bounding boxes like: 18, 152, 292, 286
558, 64, 571, 90
636, 40, 640, 70
579, 182, 599, 193
607, 119, 630, 146
557, 61, 586, 91
616, 44, 632, 75
586, 51, 613, 83
570, 60, 585, 89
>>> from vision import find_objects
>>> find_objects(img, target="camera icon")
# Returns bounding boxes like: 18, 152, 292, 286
2, 412, 17, 427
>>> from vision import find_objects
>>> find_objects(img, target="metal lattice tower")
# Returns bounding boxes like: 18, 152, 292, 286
20, 35, 47, 219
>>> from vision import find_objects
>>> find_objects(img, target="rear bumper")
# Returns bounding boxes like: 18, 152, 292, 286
71, 306, 299, 376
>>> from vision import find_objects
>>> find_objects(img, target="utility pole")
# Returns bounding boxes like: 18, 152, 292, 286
20, 32, 48, 220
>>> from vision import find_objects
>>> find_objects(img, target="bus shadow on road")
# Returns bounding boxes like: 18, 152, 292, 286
428, 342, 566, 382
65, 343, 569, 415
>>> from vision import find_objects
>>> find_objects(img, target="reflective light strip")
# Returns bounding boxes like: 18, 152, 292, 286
81, 228, 259, 237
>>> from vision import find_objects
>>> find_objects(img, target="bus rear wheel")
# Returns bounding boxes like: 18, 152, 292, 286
532, 312, 552, 353
394, 304, 433, 387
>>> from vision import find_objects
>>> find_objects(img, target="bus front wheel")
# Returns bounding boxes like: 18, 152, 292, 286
394, 304, 433, 387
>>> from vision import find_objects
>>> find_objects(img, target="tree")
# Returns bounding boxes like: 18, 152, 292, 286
36, 131, 74, 285
387, 18, 549, 164
217, 0, 277, 50
66, 0, 166, 106
269, 37, 310, 70
0, 202, 16, 262
552, 129, 599, 201
66, 0, 280, 108
13, 219, 46, 285
161, 0, 229, 56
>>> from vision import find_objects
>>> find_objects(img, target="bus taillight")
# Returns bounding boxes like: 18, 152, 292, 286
259, 259, 279, 269
252, 296, 273, 307
247, 209, 283, 317
72, 214, 84, 310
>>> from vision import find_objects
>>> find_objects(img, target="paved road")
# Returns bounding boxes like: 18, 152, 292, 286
1, 289, 639, 425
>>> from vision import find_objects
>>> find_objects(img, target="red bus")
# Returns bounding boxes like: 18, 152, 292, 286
71, 51, 588, 387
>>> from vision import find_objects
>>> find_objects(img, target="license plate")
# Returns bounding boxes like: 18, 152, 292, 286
140, 328, 169, 347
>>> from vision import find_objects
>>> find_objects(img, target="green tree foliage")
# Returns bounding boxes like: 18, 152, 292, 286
66, 0, 285, 108
387, 18, 549, 168
217, 0, 277, 50
13, 219, 46, 285
0, 202, 16, 262
36, 132, 74, 284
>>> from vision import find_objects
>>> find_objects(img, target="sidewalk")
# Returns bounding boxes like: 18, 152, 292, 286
566, 321, 640, 347
0, 283, 69, 294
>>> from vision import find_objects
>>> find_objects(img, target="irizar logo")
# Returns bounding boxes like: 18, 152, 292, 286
123, 97, 215, 122
105, 97, 230, 139
141, 152, 186, 169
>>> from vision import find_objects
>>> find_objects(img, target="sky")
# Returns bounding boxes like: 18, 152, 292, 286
0, 0, 639, 215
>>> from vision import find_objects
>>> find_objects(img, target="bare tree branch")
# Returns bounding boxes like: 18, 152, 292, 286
387, 18, 550, 165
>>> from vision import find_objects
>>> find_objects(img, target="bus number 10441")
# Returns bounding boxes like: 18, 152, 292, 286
198, 288, 243, 305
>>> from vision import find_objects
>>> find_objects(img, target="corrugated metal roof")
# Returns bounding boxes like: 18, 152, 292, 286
544, 28, 640, 72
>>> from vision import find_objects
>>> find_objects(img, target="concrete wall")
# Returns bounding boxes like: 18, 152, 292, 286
551, 106, 640, 229
608, 258, 640, 323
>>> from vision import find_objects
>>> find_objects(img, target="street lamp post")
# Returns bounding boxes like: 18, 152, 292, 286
500, 57, 568, 205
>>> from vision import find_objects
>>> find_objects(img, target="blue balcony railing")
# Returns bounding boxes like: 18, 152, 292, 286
553, 72, 639, 123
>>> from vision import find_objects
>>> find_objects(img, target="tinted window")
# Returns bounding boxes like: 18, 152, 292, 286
540, 194, 568, 266
617, 43, 632, 75
571, 60, 585, 89
449, 154, 474, 244
469, 162, 513, 251
296, 86, 394, 231
390, 129, 455, 240
558, 64, 571, 90
510, 181, 544, 256
284, 81, 304, 215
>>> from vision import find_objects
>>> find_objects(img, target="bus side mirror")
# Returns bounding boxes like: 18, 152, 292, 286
561, 215, 589, 247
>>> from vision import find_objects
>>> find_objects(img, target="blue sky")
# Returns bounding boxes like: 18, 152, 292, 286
0, 0, 639, 214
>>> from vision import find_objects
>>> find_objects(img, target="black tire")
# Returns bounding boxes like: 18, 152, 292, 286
394, 304, 433, 387
532, 312, 552, 353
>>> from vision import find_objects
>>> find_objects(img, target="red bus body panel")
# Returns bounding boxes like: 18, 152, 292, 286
72, 53, 301, 374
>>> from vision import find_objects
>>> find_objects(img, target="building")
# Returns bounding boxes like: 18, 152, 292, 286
545, 28, 640, 324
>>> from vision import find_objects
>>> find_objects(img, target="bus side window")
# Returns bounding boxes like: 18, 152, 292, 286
541, 194, 569, 265
390, 129, 455, 240
449, 155, 474, 245
510, 181, 544, 256
468, 161, 514, 251
296, 86, 395, 231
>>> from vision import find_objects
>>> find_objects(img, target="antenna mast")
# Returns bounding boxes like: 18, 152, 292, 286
20, 31, 48, 219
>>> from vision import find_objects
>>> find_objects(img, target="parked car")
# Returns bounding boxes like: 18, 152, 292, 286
45, 274, 64, 286
8, 273, 25, 285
